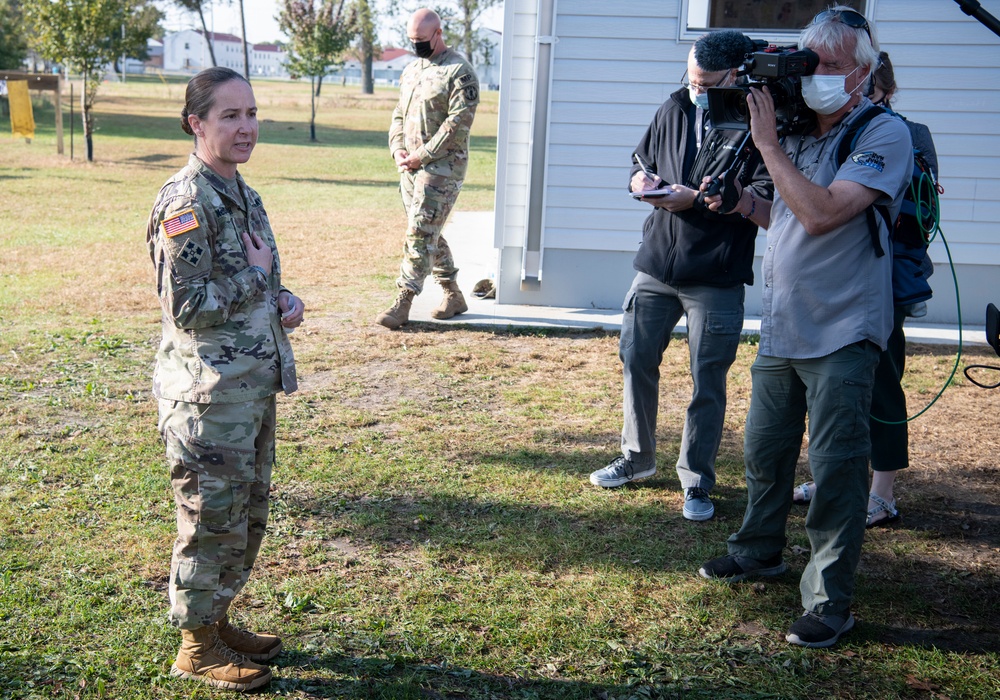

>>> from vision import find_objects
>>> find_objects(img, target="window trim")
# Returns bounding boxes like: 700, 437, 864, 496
678, 0, 878, 45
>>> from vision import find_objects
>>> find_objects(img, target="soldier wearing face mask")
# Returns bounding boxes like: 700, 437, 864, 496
378, 7, 480, 329
699, 7, 913, 650
588, 31, 773, 526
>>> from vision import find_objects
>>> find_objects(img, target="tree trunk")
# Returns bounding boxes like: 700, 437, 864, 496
361, 38, 374, 95
316, 74, 323, 98
463, 10, 474, 61
238, 0, 250, 79
196, 5, 217, 66
82, 74, 93, 162
310, 77, 317, 142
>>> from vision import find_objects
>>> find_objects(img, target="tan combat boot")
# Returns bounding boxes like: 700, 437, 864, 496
170, 625, 272, 691
375, 288, 416, 329
431, 280, 468, 319
217, 615, 283, 663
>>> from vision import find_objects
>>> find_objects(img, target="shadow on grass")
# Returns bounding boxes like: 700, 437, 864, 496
0, 651, 739, 700
266, 652, 722, 699
273, 438, 1000, 655
273, 481, 714, 576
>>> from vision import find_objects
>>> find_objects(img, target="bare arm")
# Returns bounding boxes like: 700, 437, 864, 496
747, 87, 880, 236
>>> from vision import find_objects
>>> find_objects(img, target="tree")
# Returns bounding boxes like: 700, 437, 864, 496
173, 0, 216, 67
114, 1, 162, 74
448, 0, 499, 65
354, 0, 377, 94
237, 0, 250, 78
278, 0, 356, 141
24, 0, 161, 161
0, 0, 29, 69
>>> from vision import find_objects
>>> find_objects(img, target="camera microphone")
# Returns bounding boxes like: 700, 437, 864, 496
694, 30, 757, 71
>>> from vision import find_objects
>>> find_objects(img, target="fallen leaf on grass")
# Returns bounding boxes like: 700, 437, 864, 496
905, 675, 938, 691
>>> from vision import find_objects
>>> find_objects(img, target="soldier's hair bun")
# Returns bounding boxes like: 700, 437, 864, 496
180, 107, 195, 135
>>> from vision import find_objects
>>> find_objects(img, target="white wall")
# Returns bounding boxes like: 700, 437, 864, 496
494, 0, 1000, 325
163, 30, 212, 72
163, 31, 276, 75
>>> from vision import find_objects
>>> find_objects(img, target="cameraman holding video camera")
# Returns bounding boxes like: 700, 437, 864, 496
698, 7, 913, 648
587, 31, 772, 523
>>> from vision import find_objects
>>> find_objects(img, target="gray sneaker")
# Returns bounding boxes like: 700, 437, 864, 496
683, 487, 715, 521
698, 553, 787, 582
589, 456, 656, 488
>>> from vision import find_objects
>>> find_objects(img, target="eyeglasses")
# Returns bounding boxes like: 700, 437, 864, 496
814, 9, 873, 47
679, 71, 729, 93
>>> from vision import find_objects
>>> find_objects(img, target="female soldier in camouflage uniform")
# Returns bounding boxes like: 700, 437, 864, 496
147, 67, 303, 691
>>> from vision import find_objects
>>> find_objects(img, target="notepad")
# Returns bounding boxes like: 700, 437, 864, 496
629, 187, 672, 199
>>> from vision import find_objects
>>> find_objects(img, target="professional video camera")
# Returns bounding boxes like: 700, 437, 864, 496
708, 43, 820, 135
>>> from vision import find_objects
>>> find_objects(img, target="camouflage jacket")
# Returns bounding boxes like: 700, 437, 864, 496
147, 155, 297, 403
389, 48, 479, 180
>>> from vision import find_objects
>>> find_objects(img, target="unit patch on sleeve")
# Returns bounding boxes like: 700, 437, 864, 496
162, 209, 200, 237
458, 73, 475, 87
463, 85, 479, 102
178, 239, 206, 267
851, 151, 885, 173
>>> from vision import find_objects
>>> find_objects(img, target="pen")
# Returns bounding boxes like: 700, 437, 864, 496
633, 152, 658, 180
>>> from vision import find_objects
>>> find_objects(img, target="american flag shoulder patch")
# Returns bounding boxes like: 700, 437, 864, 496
162, 209, 200, 238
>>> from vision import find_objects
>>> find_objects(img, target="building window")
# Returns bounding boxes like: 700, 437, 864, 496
683, 0, 869, 38
184, 42, 189, 50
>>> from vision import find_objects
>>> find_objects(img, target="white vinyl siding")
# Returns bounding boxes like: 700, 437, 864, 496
494, 0, 1000, 322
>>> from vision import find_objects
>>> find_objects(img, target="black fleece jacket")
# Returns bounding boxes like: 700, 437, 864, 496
631, 88, 773, 287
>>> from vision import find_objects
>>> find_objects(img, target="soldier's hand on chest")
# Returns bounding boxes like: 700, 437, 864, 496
243, 231, 273, 274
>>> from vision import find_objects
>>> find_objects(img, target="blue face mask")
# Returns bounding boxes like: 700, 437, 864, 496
689, 87, 710, 110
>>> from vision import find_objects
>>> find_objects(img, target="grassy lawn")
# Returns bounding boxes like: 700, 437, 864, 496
1, 76, 999, 699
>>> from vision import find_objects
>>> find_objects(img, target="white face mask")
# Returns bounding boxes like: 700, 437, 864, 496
689, 87, 710, 110
801, 65, 869, 115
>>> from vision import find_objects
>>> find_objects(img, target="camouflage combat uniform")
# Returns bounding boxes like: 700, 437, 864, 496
147, 154, 297, 630
389, 47, 479, 294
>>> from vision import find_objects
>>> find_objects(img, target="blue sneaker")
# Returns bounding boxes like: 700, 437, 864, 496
589, 456, 656, 488
683, 487, 715, 521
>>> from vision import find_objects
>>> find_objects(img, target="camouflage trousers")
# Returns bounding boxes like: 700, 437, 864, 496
158, 396, 276, 630
397, 170, 463, 294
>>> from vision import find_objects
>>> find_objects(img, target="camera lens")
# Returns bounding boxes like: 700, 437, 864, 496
731, 95, 749, 122
707, 86, 752, 130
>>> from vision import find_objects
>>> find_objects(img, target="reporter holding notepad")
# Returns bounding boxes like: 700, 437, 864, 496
589, 32, 772, 524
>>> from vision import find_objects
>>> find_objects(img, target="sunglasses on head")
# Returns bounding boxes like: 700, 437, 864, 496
814, 9, 873, 46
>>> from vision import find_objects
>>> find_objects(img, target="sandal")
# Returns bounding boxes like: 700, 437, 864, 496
866, 493, 900, 528
792, 481, 815, 505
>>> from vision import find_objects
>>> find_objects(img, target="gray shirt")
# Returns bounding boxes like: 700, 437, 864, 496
759, 98, 913, 359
